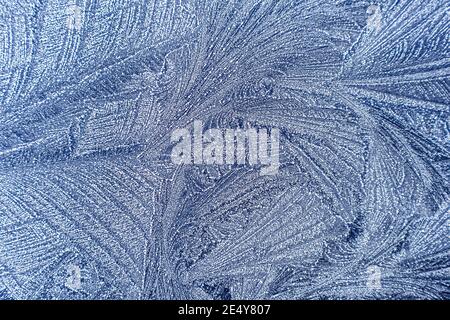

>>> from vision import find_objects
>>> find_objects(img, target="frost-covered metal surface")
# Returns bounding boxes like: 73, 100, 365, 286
0, 0, 449, 300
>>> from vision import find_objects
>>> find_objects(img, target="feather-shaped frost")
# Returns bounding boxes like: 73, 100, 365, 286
0, 0, 448, 299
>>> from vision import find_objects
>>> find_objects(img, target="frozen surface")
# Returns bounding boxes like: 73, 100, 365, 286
0, 0, 449, 299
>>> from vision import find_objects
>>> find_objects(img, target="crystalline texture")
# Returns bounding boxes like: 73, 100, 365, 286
0, 0, 448, 300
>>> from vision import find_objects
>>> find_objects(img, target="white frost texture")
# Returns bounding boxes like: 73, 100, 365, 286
0, 0, 449, 299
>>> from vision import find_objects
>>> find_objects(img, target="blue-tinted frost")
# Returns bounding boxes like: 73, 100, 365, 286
0, 0, 449, 299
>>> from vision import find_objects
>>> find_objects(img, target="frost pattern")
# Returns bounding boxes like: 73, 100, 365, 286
0, 0, 449, 299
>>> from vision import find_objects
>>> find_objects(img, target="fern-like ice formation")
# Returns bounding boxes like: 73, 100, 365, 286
0, 0, 448, 299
